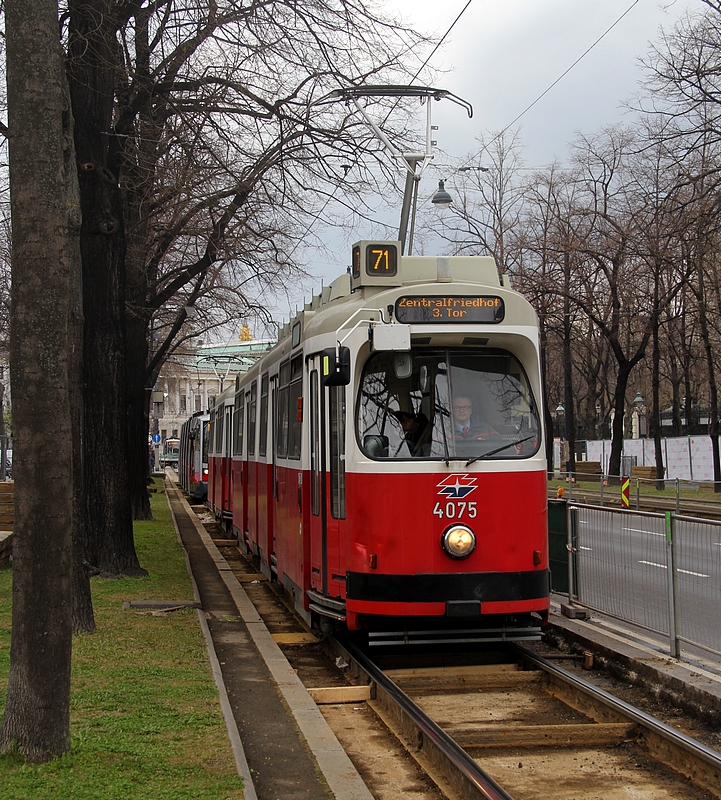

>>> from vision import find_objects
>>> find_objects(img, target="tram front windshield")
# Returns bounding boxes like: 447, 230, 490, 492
357, 349, 541, 460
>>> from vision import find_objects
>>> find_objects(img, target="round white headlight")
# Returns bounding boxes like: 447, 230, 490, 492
441, 524, 476, 559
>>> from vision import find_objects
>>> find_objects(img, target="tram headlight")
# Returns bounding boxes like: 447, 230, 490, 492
441, 524, 476, 559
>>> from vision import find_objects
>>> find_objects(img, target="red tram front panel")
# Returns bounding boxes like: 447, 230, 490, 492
341, 469, 548, 626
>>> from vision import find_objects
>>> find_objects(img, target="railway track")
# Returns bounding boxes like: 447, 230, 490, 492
549, 487, 721, 519
336, 639, 721, 800
204, 515, 721, 800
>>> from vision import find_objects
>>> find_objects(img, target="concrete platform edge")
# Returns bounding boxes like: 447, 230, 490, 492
164, 482, 257, 799
546, 612, 721, 726
168, 482, 374, 800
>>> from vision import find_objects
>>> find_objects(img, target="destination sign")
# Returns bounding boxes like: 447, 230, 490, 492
395, 295, 505, 324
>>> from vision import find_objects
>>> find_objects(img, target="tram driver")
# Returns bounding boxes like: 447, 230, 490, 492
451, 396, 497, 453
394, 410, 431, 457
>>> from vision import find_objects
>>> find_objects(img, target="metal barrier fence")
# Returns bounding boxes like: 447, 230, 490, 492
557, 472, 711, 513
564, 503, 721, 661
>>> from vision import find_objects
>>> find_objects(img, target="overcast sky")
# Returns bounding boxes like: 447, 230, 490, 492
260, 0, 704, 332
392, 0, 697, 166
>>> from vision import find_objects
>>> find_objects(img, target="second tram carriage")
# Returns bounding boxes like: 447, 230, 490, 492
179, 413, 210, 500
202, 241, 549, 641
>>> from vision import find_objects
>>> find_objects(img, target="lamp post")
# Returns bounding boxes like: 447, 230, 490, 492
633, 392, 645, 438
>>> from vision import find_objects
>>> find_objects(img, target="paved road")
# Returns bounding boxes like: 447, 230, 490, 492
571, 505, 721, 654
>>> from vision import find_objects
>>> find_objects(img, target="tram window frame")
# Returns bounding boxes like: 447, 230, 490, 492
329, 384, 346, 519
276, 360, 291, 459
248, 381, 257, 456
233, 391, 244, 456
310, 370, 320, 516
209, 413, 215, 456
356, 347, 541, 462
258, 374, 269, 457
224, 406, 233, 457
203, 421, 210, 465
287, 355, 303, 461
215, 407, 224, 453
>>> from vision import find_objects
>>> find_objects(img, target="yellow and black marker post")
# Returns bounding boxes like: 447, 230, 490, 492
621, 476, 630, 508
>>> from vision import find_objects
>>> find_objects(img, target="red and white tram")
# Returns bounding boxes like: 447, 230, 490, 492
179, 412, 210, 500
205, 241, 549, 641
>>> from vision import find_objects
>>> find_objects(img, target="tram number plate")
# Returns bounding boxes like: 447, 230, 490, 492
433, 501, 478, 519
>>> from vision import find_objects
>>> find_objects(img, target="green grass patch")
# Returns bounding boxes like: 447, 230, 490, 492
0, 481, 243, 799
549, 477, 721, 502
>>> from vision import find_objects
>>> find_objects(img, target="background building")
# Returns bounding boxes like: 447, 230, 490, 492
151, 337, 274, 444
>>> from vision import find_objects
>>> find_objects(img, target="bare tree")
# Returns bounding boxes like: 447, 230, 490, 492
62, 0, 425, 611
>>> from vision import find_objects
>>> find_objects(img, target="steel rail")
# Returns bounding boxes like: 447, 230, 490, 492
339, 637, 514, 800
514, 644, 721, 774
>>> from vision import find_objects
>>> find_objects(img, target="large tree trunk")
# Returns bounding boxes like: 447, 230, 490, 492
67, 1, 145, 574
562, 251, 576, 475
0, 0, 74, 760
126, 315, 153, 520
61, 67, 95, 632
538, 308, 555, 478
695, 263, 721, 491
607, 362, 634, 481
651, 302, 665, 490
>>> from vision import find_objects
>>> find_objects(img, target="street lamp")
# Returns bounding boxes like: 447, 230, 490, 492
431, 179, 453, 207
633, 392, 646, 438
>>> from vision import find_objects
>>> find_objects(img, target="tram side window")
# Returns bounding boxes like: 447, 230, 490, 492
233, 392, 244, 456
215, 408, 224, 453
330, 384, 346, 519
287, 355, 303, 461
357, 349, 541, 461
258, 374, 269, 457
209, 414, 215, 456
224, 408, 233, 457
248, 381, 257, 456
203, 421, 210, 464
276, 361, 290, 458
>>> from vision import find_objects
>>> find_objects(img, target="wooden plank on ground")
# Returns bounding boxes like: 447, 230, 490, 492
308, 685, 372, 704
394, 672, 543, 693
386, 663, 520, 680
451, 722, 637, 749
271, 632, 318, 645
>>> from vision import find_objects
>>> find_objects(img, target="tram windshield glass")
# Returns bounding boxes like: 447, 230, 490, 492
357, 349, 541, 460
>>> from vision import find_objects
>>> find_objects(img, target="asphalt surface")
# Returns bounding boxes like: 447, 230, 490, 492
571, 506, 721, 654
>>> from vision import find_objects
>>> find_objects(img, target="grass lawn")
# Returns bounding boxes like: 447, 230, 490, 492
0, 481, 243, 799
548, 477, 721, 502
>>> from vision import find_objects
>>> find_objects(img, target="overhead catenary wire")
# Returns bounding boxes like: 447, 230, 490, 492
461, 0, 642, 169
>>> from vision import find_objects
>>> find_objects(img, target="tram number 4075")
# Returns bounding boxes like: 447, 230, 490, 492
433, 501, 478, 519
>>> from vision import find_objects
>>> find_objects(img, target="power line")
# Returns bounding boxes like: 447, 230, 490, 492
409, 0, 475, 85
459, 0, 641, 170
501, 0, 641, 134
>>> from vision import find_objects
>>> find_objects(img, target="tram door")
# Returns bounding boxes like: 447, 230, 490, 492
308, 363, 347, 599
223, 405, 233, 515
245, 382, 258, 551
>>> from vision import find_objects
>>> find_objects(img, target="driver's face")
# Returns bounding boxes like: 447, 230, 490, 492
453, 398, 472, 425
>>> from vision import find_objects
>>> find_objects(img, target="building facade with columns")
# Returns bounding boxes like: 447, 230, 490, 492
151, 339, 275, 443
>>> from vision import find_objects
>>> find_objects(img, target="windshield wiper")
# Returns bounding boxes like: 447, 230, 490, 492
465, 435, 536, 467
